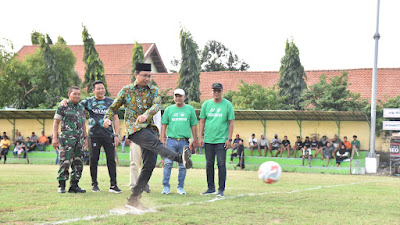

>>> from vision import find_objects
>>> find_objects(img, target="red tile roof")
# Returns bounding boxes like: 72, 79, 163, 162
105, 68, 400, 101
16, 43, 167, 80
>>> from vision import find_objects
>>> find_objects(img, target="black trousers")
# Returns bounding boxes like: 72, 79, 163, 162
89, 136, 117, 187
128, 127, 181, 196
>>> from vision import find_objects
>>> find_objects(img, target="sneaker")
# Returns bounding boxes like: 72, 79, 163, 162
92, 185, 100, 192
68, 186, 86, 193
58, 187, 65, 193
177, 187, 186, 195
217, 191, 225, 197
200, 189, 216, 195
182, 146, 193, 169
161, 186, 170, 195
109, 185, 122, 194
126, 194, 148, 210
144, 184, 151, 193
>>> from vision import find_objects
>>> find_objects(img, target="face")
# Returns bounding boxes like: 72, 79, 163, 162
68, 88, 81, 104
353, 136, 357, 140
92, 83, 105, 99
261, 135, 264, 139
344, 137, 347, 141
327, 142, 331, 146
284, 136, 287, 140
41, 131, 44, 136
26, 138, 30, 142
174, 94, 185, 106
135, 71, 152, 87
212, 88, 222, 101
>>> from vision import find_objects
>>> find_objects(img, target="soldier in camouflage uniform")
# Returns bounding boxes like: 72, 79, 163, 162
53, 86, 87, 194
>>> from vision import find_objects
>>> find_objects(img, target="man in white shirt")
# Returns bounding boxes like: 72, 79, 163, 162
248, 134, 258, 156
258, 134, 270, 156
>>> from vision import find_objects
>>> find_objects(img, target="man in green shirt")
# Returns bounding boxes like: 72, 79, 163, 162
351, 135, 360, 159
199, 83, 235, 198
160, 88, 198, 195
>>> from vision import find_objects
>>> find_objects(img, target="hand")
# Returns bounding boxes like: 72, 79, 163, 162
198, 139, 204, 149
52, 138, 59, 150
114, 136, 119, 148
103, 119, 112, 129
135, 114, 148, 124
60, 99, 68, 107
224, 139, 231, 150
160, 138, 166, 146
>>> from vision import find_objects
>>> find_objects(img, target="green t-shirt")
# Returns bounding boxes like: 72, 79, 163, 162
25, 141, 34, 147
351, 140, 360, 148
162, 104, 198, 139
199, 98, 235, 144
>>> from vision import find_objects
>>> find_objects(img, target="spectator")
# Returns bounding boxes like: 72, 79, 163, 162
234, 140, 245, 170
342, 136, 352, 157
276, 135, 290, 157
230, 140, 245, 169
0, 136, 11, 163
310, 135, 321, 159
15, 131, 25, 144
270, 134, 282, 157
301, 136, 312, 167
335, 144, 349, 167
316, 135, 329, 159
3, 132, 9, 140
232, 134, 243, 151
248, 134, 258, 156
331, 134, 341, 151
13, 141, 25, 158
30, 132, 38, 143
38, 131, 48, 151
351, 135, 360, 159
24, 137, 35, 152
292, 136, 303, 158
323, 142, 335, 167
258, 134, 269, 157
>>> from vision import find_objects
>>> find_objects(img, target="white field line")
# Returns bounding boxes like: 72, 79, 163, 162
40, 180, 374, 225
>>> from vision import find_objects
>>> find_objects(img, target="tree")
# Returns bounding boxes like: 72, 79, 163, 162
178, 28, 201, 102
131, 41, 144, 82
0, 35, 78, 109
223, 80, 290, 110
0, 38, 14, 73
82, 25, 109, 95
31, 31, 42, 45
278, 39, 307, 110
301, 72, 367, 111
200, 40, 249, 72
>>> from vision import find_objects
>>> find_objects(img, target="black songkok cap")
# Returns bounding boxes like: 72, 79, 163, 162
136, 63, 151, 72
212, 83, 223, 89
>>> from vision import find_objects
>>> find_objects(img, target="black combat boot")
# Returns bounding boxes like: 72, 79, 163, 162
68, 180, 86, 193
58, 180, 66, 193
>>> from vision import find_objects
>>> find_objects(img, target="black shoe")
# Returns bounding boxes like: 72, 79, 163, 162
144, 184, 151, 193
109, 185, 122, 194
92, 185, 100, 192
182, 146, 193, 169
58, 186, 66, 193
200, 189, 216, 195
68, 186, 86, 193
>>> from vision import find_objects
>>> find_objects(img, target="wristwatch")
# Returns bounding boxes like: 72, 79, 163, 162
114, 134, 119, 137
228, 138, 232, 142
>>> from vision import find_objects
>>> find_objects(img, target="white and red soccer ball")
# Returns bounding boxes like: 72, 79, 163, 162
258, 161, 282, 184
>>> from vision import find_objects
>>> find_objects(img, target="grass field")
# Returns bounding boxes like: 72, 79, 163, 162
1, 164, 399, 224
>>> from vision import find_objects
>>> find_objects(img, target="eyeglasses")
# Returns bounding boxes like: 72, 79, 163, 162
212, 89, 222, 93
139, 74, 152, 79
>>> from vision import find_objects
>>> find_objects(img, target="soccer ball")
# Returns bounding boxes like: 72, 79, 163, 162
258, 161, 282, 184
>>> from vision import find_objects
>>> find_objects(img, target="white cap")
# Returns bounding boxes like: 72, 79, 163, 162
174, 88, 185, 96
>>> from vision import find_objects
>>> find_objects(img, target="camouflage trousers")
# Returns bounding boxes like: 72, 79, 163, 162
57, 135, 84, 181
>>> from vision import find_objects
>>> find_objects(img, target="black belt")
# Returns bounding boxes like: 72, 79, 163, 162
168, 137, 189, 142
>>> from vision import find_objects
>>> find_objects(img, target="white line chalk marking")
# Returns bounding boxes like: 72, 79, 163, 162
41, 180, 374, 224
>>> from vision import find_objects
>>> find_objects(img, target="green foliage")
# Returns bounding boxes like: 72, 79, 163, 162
365, 95, 400, 137
188, 99, 206, 109
57, 36, 66, 44
131, 41, 144, 82
0, 35, 78, 109
223, 80, 290, 110
0, 38, 14, 73
200, 40, 249, 72
278, 39, 307, 110
82, 25, 109, 95
30, 31, 42, 45
301, 72, 367, 111
45, 34, 53, 45
179, 28, 201, 102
